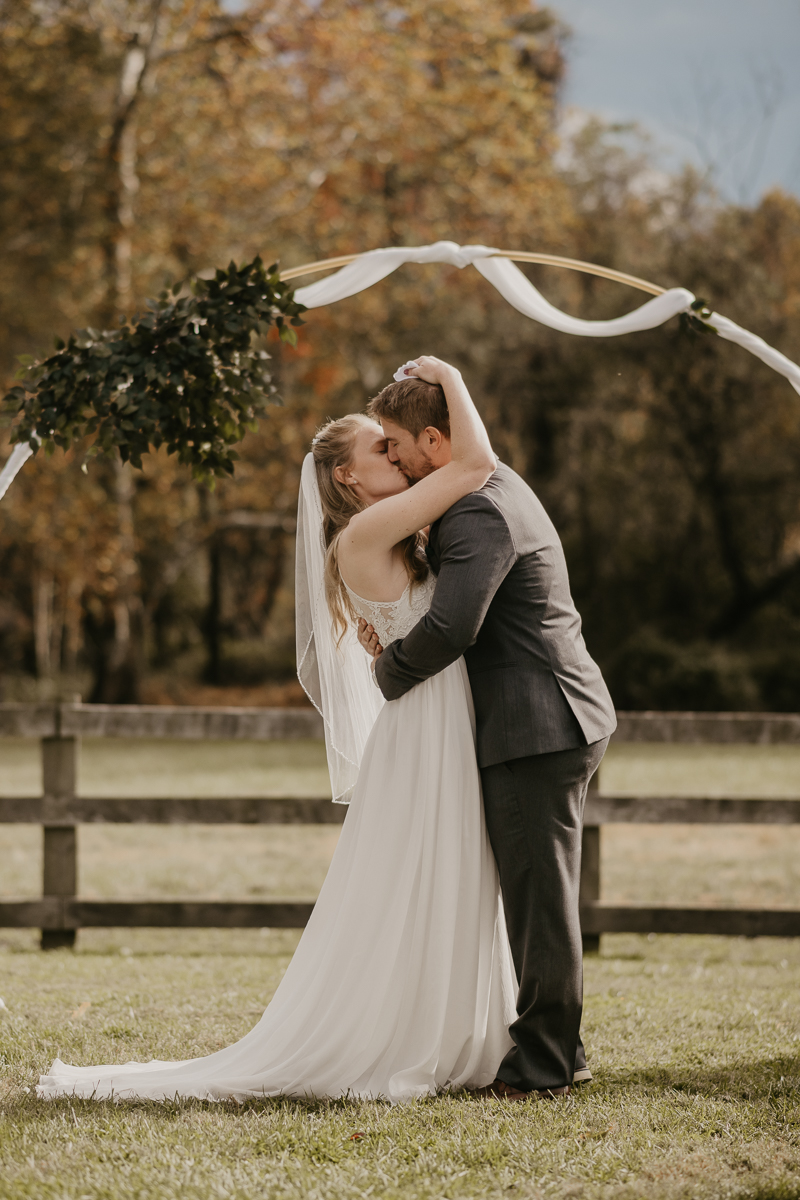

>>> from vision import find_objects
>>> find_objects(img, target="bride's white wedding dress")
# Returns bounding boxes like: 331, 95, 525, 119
38, 575, 516, 1103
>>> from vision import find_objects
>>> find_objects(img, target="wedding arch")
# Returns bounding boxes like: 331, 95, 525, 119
2, 239, 799, 501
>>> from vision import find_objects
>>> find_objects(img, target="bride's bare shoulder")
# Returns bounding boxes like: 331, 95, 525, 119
336, 526, 409, 602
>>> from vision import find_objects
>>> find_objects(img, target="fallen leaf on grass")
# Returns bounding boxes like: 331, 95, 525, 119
349, 1132, 366, 1141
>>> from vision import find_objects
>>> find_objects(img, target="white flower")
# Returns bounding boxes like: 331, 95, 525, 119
393, 361, 419, 382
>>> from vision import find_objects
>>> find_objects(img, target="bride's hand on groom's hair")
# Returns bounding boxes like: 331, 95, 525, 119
405, 356, 459, 386
357, 618, 383, 658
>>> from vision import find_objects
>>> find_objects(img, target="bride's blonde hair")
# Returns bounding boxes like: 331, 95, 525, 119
311, 414, 428, 641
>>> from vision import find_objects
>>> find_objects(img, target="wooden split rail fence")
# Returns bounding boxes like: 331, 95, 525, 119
1, 703, 799, 950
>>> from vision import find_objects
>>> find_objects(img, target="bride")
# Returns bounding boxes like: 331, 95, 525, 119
37, 356, 518, 1104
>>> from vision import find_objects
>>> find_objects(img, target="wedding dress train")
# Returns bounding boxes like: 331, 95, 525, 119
38, 576, 517, 1103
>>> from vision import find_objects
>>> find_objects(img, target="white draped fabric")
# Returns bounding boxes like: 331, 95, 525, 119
0, 441, 32, 502
295, 240, 800, 396
295, 453, 385, 802
4, 240, 799, 501
475, 257, 695, 336
293, 241, 500, 307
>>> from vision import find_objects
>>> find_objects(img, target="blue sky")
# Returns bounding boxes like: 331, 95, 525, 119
551, 0, 800, 204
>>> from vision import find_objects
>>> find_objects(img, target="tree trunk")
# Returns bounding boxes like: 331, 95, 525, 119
86, 459, 143, 704
102, 457, 143, 703
49, 585, 64, 678
63, 577, 84, 675
34, 573, 54, 679
94, 8, 163, 691
99, 0, 164, 324
204, 533, 223, 685
114, 106, 139, 313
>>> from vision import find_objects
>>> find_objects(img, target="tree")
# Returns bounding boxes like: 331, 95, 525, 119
6, 11, 800, 712
1, 0, 565, 701
479, 123, 800, 709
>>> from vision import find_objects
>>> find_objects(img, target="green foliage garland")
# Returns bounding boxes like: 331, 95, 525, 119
2, 257, 306, 483
679, 296, 718, 337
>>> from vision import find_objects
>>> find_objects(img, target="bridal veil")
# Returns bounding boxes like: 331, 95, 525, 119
295, 452, 384, 802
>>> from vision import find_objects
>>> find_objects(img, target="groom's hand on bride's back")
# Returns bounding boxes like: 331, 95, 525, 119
357, 619, 383, 658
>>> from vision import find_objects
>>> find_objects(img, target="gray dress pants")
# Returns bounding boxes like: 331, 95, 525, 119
480, 736, 609, 1091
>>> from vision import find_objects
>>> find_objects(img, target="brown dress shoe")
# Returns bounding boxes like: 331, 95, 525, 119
473, 1079, 571, 1101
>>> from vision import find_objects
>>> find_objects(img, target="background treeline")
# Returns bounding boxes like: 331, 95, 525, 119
1, 0, 799, 711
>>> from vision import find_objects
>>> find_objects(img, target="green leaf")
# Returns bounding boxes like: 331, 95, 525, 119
1, 255, 303, 483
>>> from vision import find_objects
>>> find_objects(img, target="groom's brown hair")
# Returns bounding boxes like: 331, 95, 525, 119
367, 377, 451, 440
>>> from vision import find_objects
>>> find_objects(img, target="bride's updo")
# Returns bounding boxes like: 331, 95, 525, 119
312, 414, 427, 638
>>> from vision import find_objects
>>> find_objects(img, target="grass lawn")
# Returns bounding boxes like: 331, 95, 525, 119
1, 738, 800, 1198
1, 934, 799, 1200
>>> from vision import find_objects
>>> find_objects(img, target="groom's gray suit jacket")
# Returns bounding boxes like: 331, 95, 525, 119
375, 462, 616, 766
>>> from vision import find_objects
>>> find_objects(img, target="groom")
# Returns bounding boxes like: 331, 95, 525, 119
359, 370, 617, 1100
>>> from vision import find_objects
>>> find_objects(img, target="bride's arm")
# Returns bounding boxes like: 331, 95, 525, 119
339, 358, 495, 560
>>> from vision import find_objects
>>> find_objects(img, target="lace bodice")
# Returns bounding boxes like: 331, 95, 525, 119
345, 573, 436, 647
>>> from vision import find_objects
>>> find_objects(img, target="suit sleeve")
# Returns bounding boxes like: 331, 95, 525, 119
374, 493, 516, 700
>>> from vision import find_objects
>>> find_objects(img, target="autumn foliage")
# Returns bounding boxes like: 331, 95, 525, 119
1, 0, 800, 710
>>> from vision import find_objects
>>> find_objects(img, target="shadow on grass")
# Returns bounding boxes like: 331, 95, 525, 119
10, 1056, 800, 1123
11, 1091, 398, 1121
599, 1054, 800, 1100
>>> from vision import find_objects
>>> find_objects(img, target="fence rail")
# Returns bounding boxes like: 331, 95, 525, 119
0, 702, 323, 741
3, 703, 800, 742
1, 702, 798, 950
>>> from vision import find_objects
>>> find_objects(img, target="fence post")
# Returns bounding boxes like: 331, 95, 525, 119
580, 769, 601, 955
41, 725, 78, 950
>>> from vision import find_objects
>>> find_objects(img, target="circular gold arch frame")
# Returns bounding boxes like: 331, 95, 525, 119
281, 252, 662, 296
275, 243, 800, 404
2, 245, 798, 505
279, 250, 664, 296
0, 248, 675, 505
